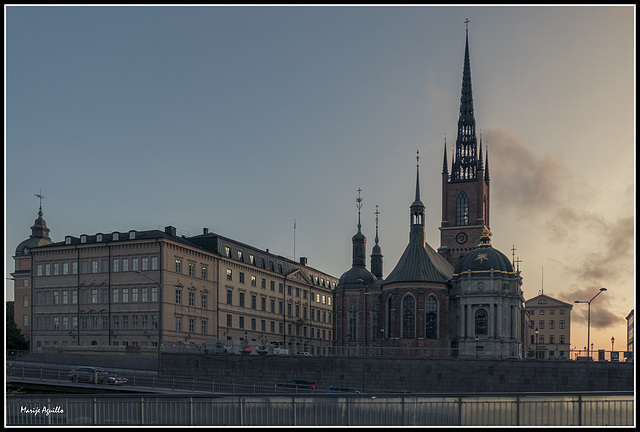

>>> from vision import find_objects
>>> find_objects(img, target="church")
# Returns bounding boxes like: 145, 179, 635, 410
334, 25, 525, 359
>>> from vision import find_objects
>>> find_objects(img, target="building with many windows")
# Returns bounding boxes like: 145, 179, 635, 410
12, 213, 337, 355
334, 24, 525, 359
524, 294, 573, 359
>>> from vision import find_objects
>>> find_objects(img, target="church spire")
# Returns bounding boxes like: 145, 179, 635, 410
442, 135, 449, 175
370, 204, 383, 279
410, 151, 426, 245
451, 19, 479, 182
351, 188, 367, 267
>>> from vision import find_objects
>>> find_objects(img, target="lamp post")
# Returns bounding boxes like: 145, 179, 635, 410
357, 279, 366, 393
136, 270, 165, 375
574, 288, 607, 359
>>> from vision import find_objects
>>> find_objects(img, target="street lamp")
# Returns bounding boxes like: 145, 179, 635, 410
136, 270, 163, 375
574, 287, 607, 359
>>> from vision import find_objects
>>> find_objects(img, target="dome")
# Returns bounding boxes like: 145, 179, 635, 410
453, 231, 514, 277
14, 208, 53, 256
337, 265, 377, 290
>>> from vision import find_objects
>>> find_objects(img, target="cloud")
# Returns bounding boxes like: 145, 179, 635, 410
484, 128, 565, 215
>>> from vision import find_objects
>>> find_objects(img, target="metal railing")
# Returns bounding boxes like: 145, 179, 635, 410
6, 392, 634, 426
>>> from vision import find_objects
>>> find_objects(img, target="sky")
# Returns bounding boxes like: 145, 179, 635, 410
5, 5, 635, 355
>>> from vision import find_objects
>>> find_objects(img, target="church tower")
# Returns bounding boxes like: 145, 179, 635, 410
439, 21, 490, 266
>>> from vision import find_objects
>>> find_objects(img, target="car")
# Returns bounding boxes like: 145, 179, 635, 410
296, 352, 312, 356
68, 367, 128, 385
275, 380, 317, 390
326, 386, 361, 394
99, 372, 129, 386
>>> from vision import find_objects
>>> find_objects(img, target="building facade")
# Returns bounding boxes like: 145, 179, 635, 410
12, 217, 337, 355
334, 25, 524, 359
524, 294, 573, 359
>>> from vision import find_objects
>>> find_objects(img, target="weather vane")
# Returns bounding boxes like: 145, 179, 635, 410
34, 189, 44, 210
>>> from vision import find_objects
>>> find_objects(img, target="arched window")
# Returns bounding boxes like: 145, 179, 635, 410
402, 295, 416, 338
475, 308, 488, 335
425, 296, 438, 339
348, 304, 357, 341
371, 303, 379, 341
385, 296, 392, 338
456, 192, 469, 226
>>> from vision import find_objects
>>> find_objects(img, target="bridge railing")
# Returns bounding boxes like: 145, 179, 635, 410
6, 392, 634, 426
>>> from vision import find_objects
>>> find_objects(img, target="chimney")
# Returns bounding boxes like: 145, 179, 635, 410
165, 226, 176, 237
300, 257, 308, 266
203, 227, 209, 235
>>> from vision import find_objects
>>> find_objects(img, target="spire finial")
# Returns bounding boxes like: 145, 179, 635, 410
34, 189, 44, 216
374, 204, 380, 245
465, 18, 470, 34
415, 150, 421, 201
356, 188, 363, 232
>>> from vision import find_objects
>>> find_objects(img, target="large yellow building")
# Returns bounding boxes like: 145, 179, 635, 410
12, 208, 337, 355
524, 294, 573, 359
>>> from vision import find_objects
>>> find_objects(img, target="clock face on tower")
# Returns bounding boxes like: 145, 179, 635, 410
455, 232, 468, 244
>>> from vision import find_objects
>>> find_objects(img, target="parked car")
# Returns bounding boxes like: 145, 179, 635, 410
326, 386, 361, 394
296, 352, 312, 356
68, 367, 128, 385
275, 380, 317, 390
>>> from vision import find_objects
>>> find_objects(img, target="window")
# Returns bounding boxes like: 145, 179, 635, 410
239, 316, 245, 329
113, 289, 120, 303
549, 320, 555, 329
239, 292, 245, 307
425, 296, 438, 339
251, 276, 256, 287
189, 318, 195, 333
176, 260, 182, 274
261, 297, 266, 311
142, 287, 148, 302
176, 290, 182, 304
122, 288, 129, 303
239, 272, 245, 283
132, 288, 138, 302
539, 321, 544, 329
201, 320, 207, 334
226, 269, 232, 280
201, 294, 208, 309
188, 263, 195, 277
188, 292, 195, 306
559, 320, 566, 329
538, 298, 548, 304
122, 258, 129, 272
132, 258, 139, 272
63, 262, 69, 275
91, 289, 98, 303
201, 266, 208, 280
176, 317, 182, 332
402, 295, 416, 338
251, 295, 257, 309
92, 260, 98, 273
475, 308, 488, 335
151, 287, 158, 302
141, 257, 148, 271
456, 192, 469, 226
348, 304, 357, 341
113, 259, 119, 272
227, 289, 233, 305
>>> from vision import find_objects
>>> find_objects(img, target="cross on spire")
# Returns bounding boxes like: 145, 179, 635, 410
465, 18, 470, 33
34, 189, 44, 209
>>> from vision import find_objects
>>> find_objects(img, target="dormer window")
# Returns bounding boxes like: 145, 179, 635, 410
96, 234, 103, 242
129, 231, 136, 240
65, 236, 72, 245
237, 250, 243, 261
113, 232, 119, 241
80, 235, 87, 243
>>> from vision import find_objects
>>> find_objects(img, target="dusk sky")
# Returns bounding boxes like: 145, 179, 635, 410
5, 5, 635, 354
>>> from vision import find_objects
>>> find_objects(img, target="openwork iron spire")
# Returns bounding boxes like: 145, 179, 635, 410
451, 19, 479, 182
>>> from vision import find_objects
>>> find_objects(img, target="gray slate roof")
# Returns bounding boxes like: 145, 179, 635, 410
383, 232, 454, 285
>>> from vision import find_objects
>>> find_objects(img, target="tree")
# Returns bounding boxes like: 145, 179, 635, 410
6, 301, 29, 350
